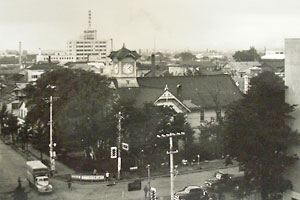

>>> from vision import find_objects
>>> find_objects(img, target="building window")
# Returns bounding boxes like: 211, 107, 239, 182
126, 80, 130, 84
12, 103, 19, 110
32, 75, 38, 79
200, 110, 204, 121
100, 69, 104, 73
211, 117, 215, 122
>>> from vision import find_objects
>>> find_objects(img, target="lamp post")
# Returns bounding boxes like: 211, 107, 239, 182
197, 154, 200, 168
157, 132, 185, 200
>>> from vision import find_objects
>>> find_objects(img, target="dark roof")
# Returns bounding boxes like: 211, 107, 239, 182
116, 74, 243, 110
27, 62, 61, 70
108, 46, 140, 60
259, 60, 284, 73
0, 84, 18, 103
179, 60, 217, 69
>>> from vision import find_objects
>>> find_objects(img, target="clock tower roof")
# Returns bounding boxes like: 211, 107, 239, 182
108, 46, 140, 61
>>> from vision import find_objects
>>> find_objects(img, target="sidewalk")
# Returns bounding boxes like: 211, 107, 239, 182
9, 139, 237, 183
12, 143, 74, 176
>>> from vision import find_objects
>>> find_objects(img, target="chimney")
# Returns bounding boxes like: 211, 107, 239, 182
177, 84, 182, 100
48, 56, 51, 68
151, 53, 155, 77
19, 41, 22, 67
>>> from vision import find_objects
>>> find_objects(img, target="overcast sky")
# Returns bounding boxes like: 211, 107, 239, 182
1, 0, 300, 52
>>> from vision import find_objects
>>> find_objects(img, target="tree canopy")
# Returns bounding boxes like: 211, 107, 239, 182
23, 68, 194, 170
24, 69, 115, 152
233, 47, 261, 62
175, 52, 196, 62
224, 71, 297, 198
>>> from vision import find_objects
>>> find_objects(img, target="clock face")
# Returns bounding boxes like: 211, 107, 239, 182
114, 63, 119, 74
122, 63, 134, 74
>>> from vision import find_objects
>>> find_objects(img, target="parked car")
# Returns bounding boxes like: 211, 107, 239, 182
205, 171, 244, 190
205, 171, 231, 189
174, 185, 208, 200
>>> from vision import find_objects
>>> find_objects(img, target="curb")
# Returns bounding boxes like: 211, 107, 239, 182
6, 139, 238, 185
55, 164, 238, 185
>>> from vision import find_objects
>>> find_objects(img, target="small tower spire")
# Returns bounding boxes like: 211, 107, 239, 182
88, 10, 92, 29
164, 84, 169, 91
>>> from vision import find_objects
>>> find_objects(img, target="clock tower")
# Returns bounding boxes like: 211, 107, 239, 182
109, 44, 140, 88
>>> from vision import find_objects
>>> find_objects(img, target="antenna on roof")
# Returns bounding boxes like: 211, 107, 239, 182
88, 10, 92, 29
153, 35, 156, 53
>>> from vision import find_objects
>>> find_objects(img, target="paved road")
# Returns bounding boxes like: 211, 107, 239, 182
0, 139, 30, 199
0, 139, 64, 200
0, 139, 240, 200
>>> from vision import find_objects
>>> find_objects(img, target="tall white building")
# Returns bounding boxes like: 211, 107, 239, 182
36, 10, 111, 63
283, 38, 300, 200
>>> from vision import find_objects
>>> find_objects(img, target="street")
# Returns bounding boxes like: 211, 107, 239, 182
0, 139, 240, 200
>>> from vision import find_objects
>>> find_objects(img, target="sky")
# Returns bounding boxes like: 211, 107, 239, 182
1, 0, 300, 52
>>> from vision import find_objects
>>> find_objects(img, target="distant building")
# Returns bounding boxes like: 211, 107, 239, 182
223, 61, 261, 93
168, 60, 218, 76
25, 62, 61, 82
36, 11, 111, 64
261, 50, 285, 60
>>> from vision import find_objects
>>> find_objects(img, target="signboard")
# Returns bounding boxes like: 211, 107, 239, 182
122, 143, 129, 151
71, 174, 105, 181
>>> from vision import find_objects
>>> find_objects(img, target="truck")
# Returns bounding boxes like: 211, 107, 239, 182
26, 160, 53, 193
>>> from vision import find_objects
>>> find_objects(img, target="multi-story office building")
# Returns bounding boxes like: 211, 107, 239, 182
36, 10, 111, 63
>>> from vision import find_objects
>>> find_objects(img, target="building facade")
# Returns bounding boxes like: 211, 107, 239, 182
36, 11, 111, 63
283, 38, 300, 200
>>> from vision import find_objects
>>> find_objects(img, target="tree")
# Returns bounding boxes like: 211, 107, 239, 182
175, 52, 196, 62
198, 124, 225, 160
233, 47, 261, 62
0, 104, 8, 135
224, 71, 297, 199
24, 69, 115, 156
1, 111, 19, 143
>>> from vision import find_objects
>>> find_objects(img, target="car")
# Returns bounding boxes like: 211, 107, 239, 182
174, 185, 208, 200
205, 171, 244, 191
205, 171, 232, 189
4, 139, 11, 145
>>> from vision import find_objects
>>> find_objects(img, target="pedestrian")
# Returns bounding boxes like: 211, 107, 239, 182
93, 169, 97, 175
112, 174, 116, 185
17, 177, 22, 189
67, 175, 72, 190
105, 171, 109, 182
144, 184, 149, 199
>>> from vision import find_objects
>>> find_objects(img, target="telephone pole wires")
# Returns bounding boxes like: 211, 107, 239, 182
157, 132, 185, 200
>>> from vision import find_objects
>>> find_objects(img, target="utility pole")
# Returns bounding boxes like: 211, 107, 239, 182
157, 132, 185, 200
116, 111, 123, 180
146, 164, 151, 200
49, 96, 56, 173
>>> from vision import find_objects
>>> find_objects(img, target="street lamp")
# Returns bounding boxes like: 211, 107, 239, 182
157, 132, 185, 200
